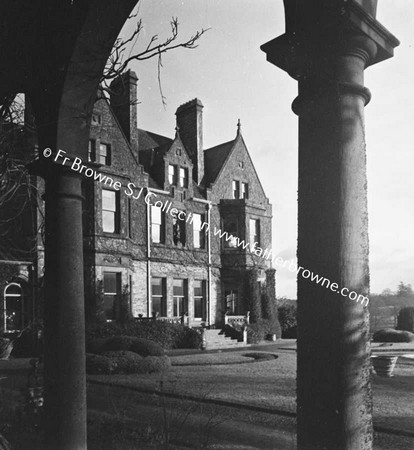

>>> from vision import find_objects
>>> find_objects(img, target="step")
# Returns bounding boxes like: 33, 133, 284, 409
203, 328, 247, 350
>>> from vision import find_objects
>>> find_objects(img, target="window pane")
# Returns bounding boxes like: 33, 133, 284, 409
151, 278, 163, 295
232, 180, 240, 199
152, 297, 162, 316
102, 211, 115, 233
179, 167, 188, 188
173, 216, 186, 246
168, 165, 176, 184
151, 205, 162, 224
102, 190, 115, 210
223, 217, 239, 248
193, 214, 201, 231
194, 297, 203, 319
242, 182, 248, 199
249, 219, 260, 247
194, 280, 203, 297
99, 143, 110, 165
5, 287, 22, 331
173, 279, 184, 296
152, 224, 160, 243
104, 272, 117, 294
5, 284, 21, 296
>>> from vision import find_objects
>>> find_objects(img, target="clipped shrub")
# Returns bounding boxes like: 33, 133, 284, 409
177, 327, 202, 349
248, 268, 262, 323
101, 350, 143, 374
86, 352, 171, 375
86, 320, 201, 349
222, 324, 243, 342
101, 336, 135, 352
397, 307, 414, 333
263, 269, 281, 338
278, 303, 297, 338
246, 320, 269, 344
86, 338, 107, 354
372, 328, 414, 343
86, 353, 116, 375
129, 338, 164, 357
95, 335, 164, 357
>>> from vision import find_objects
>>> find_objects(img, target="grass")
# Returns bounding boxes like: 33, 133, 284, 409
170, 351, 277, 366
90, 351, 297, 413
2, 352, 414, 448
89, 350, 414, 434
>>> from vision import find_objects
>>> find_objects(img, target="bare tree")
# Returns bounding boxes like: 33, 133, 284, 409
102, 11, 208, 106
0, 8, 208, 220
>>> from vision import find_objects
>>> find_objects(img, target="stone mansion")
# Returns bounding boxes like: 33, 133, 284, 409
0, 70, 273, 332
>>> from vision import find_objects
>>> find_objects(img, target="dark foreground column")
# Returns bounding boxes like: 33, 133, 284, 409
261, 2, 398, 449
294, 35, 376, 450
43, 168, 86, 450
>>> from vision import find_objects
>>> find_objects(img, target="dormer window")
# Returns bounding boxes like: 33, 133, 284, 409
179, 167, 188, 188
169, 165, 178, 185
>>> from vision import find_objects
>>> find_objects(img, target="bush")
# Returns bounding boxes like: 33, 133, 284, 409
86, 353, 116, 375
101, 351, 143, 373
85, 320, 200, 349
372, 328, 414, 343
129, 338, 164, 357
86, 352, 171, 375
101, 336, 135, 352
278, 303, 297, 338
97, 336, 165, 357
397, 307, 414, 333
246, 320, 268, 344
248, 268, 262, 323
177, 327, 202, 349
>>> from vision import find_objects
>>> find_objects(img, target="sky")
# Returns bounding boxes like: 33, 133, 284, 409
120, 0, 414, 299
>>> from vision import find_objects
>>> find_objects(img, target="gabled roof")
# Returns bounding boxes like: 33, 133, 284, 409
138, 129, 172, 151
203, 139, 235, 186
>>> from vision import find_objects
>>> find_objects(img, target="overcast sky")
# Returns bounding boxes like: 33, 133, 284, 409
121, 1, 414, 298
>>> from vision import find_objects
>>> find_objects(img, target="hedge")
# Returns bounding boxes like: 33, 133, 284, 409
278, 303, 297, 338
397, 307, 414, 333
372, 328, 414, 343
87, 336, 164, 357
86, 352, 171, 375
85, 320, 201, 350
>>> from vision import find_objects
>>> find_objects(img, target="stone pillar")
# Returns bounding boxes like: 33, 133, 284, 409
261, 2, 398, 449
42, 167, 86, 450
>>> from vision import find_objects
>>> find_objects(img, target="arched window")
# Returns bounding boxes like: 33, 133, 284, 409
4, 283, 23, 332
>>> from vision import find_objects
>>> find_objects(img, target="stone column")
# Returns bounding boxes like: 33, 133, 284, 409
42, 167, 86, 450
261, 2, 398, 449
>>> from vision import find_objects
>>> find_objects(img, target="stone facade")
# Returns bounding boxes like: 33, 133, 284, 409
0, 70, 273, 330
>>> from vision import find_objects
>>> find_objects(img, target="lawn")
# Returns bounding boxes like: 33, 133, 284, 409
89, 350, 414, 434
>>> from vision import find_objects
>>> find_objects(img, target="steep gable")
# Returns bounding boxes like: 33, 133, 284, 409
207, 134, 269, 206
203, 140, 234, 187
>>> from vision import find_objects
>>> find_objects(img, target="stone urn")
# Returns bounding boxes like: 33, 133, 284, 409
371, 355, 398, 377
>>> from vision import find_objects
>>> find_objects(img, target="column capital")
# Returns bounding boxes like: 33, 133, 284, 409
261, 0, 399, 80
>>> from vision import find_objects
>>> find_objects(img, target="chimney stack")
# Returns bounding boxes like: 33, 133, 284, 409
175, 99, 204, 184
110, 70, 138, 151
